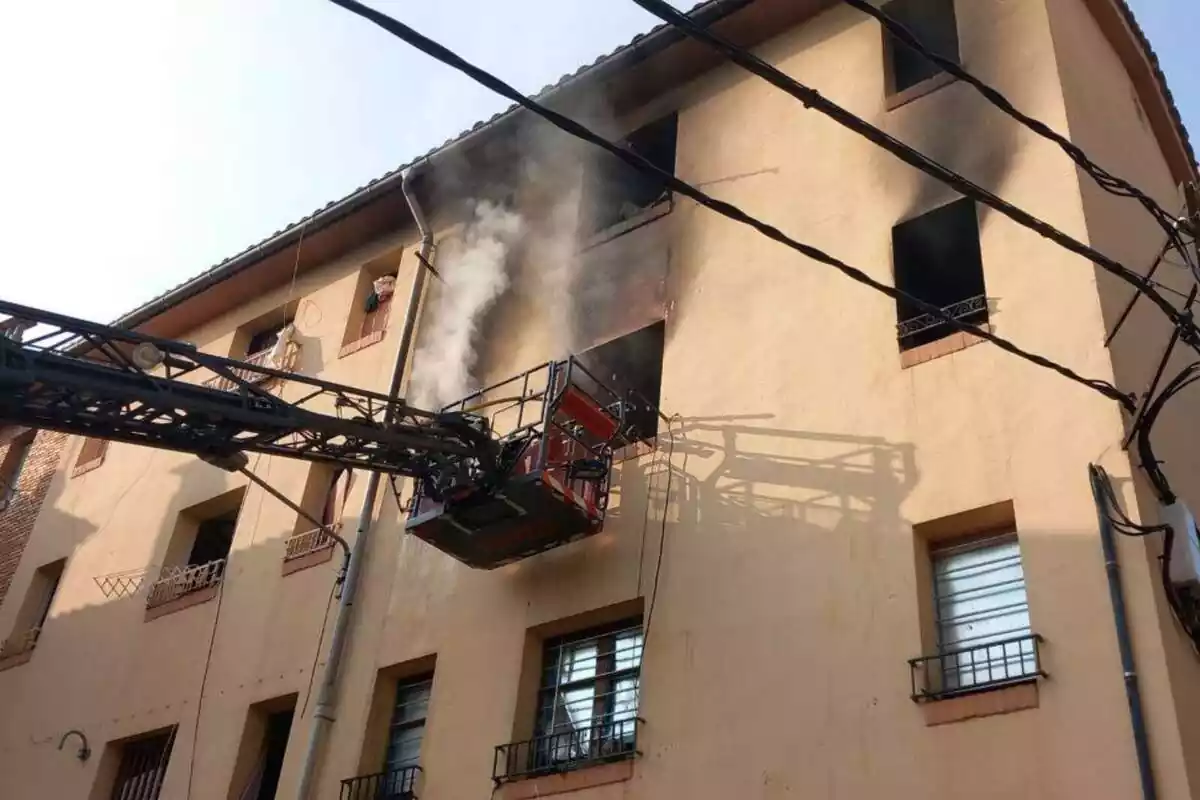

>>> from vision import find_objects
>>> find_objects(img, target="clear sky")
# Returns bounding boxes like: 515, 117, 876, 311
0, 0, 1194, 325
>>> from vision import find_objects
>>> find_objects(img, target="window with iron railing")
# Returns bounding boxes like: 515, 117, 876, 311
494, 620, 644, 783
911, 534, 1045, 700
342, 675, 431, 800
892, 199, 988, 352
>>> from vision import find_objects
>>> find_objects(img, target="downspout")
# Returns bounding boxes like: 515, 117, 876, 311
295, 164, 433, 800
1089, 464, 1158, 800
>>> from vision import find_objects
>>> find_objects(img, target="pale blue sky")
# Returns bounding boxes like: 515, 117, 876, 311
0, 1, 1193, 325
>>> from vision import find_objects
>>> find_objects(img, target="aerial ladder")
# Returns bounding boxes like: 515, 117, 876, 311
0, 298, 655, 568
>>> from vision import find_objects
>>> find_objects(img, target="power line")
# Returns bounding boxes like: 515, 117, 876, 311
324, 0, 1132, 410
624, 0, 1195, 340
839, 0, 1189, 248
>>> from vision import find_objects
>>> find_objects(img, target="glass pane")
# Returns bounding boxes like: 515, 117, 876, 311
392, 680, 431, 726
386, 726, 424, 770
559, 641, 598, 684
614, 630, 643, 672
933, 536, 1031, 689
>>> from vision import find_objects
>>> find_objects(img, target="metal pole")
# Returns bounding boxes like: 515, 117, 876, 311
1089, 464, 1158, 800
237, 466, 351, 565
294, 164, 433, 800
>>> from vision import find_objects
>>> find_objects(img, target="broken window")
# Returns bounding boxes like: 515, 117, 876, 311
892, 199, 987, 351
576, 321, 665, 443
586, 114, 677, 235
883, 0, 959, 95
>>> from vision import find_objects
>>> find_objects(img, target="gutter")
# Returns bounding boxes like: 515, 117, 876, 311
1089, 464, 1158, 800
294, 165, 434, 800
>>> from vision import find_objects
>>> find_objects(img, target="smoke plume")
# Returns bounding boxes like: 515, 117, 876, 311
408, 200, 523, 409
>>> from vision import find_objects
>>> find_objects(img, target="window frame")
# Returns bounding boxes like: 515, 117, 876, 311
384, 674, 434, 773
881, 0, 961, 101
534, 618, 644, 766
892, 198, 989, 356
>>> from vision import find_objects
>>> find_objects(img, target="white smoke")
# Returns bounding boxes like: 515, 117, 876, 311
408, 200, 523, 409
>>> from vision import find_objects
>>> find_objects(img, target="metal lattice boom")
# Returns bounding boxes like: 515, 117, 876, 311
0, 299, 489, 478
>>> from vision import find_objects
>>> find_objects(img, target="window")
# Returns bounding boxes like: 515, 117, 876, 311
0, 431, 33, 509
534, 620, 643, 770
892, 199, 987, 351
883, 0, 959, 95
586, 114, 677, 235
187, 512, 236, 569
247, 319, 293, 357
576, 321, 665, 443
73, 436, 109, 476
249, 709, 294, 800
228, 696, 297, 800
384, 676, 432, 774
147, 492, 242, 614
106, 728, 175, 800
0, 558, 65, 662
911, 531, 1044, 701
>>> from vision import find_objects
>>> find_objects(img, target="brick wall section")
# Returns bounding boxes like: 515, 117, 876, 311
0, 430, 67, 609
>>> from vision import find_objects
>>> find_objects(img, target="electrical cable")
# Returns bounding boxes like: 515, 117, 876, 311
324, 0, 1133, 411
839, 0, 1188, 250
642, 415, 678, 647
185, 574, 227, 800
624, 0, 1194, 338
1091, 464, 1198, 654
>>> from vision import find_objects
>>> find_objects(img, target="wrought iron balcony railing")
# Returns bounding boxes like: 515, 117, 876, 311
203, 345, 296, 392
0, 627, 40, 659
897, 293, 988, 347
340, 765, 421, 800
145, 560, 226, 610
284, 524, 340, 561
493, 717, 641, 784
910, 632, 1046, 702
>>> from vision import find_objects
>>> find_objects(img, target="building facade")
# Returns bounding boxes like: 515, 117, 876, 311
2, 0, 1199, 799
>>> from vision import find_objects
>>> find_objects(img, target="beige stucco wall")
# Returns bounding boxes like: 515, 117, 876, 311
1046, 1, 1200, 798
1, 1, 1197, 799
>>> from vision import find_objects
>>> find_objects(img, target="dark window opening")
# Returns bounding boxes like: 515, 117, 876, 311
883, 0, 959, 94
247, 319, 294, 357
108, 728, 175, 800
30, 559, 65, 631
188, 512, 236, 568
321, 468, 346, 528
576, 321, 664, 443
587, 114, 677, 234
892, 199, 986, 351
254, 709, 295, 800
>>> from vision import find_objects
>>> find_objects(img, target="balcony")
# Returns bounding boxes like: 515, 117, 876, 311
340, 765, 421, 800
493, 717, 641, 785
909, 632, 1046, 702
145, 560, 225, 619
282, 524, 339, 576
203, 345, 296, 392
897, 293, 988, 351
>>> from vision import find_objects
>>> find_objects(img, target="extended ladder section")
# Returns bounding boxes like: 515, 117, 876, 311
0, 299, 662, 569
407, 358, 654, 569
